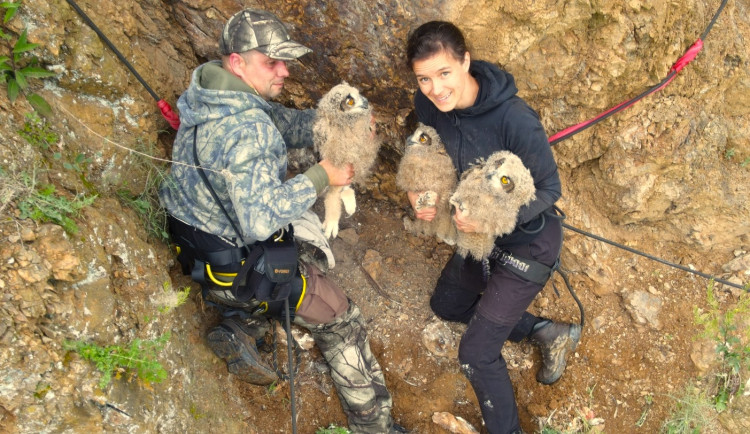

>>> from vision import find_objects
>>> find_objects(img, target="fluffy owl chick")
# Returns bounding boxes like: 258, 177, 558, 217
396, 123, 457, 245
313, 82, 381, 238
449, 151, 536, 260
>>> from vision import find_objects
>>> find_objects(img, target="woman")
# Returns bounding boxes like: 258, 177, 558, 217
405, 21, 581, 434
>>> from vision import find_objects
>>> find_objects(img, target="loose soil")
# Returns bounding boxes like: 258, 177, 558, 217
174, 193, 728, 434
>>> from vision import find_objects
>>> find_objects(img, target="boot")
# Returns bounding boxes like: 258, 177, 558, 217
530, 321, 581, 385
390, 422, 409, 433
206, 317, 277, 385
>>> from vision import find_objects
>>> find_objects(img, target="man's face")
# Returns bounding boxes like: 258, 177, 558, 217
234, 50, 290, 100
412, 49, 473, 112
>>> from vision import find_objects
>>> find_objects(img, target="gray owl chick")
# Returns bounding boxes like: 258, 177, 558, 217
449, 151, 536, 260
313, 82, 381, 238
396, 123, 457, 245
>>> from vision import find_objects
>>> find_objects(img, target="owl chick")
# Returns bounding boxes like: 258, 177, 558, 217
449, 151, 537, 260
396, 123, 457, 245
313, 82, 381, 238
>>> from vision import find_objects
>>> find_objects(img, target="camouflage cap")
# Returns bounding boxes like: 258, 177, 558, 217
219, 9, 312, 60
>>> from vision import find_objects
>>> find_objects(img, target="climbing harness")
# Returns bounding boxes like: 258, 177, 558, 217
186, 125, 304, 431
63, 0, 180, 130
488, 206, 586, 326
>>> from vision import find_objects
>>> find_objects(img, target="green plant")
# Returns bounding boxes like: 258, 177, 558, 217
156, 281, 190, 314
63, 332, 170, 389
724, 148, 736, 160
635, 394, 653, 428
693, 282, 750, 412
16, 170, 97, 234
266, 380, 278, 396
60, 152, 93, 174
315, 424, 350, 434
19, 111, 97, 192
18, 111, 58, 150
189, 403, 206, 420
661, 383, 718, 434
117, 186, 169, 242
33, 381, 51, 399
1, 0, 56, 115
116, 141, 171, 242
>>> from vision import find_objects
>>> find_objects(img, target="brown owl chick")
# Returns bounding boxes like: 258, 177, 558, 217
449, 150, 536, 260
313, 82, 381, 238
396, 123, 457, 245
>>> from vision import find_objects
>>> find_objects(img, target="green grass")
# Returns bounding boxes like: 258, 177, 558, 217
661, 384, 718, 434
116, 141, 172, 242
659, 283, 750, 432
316, 424, 350, 434
694, 283, 750, 412
14, 170, 97, 234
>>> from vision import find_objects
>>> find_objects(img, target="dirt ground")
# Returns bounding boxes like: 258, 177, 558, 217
170, 190, 733, 434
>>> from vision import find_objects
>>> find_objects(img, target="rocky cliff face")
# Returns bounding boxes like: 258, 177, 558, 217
1, 0, 748, 432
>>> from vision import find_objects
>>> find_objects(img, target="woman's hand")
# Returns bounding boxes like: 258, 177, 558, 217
407, 191, 437, 222
453, 206, 480, 233
319, 159, 354, 186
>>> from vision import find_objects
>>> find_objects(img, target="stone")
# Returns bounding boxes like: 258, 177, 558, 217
432, 411, 479, 434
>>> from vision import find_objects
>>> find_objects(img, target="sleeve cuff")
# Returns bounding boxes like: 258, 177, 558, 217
303, 164, 329, 195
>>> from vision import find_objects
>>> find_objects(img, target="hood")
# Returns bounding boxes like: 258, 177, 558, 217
177, 61, 270, 129
458, 60, 518, 117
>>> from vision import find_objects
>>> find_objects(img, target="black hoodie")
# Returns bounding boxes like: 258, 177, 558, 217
414, 60, 561, 235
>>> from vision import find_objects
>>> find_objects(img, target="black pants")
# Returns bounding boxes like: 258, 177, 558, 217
430, 218, 562, 434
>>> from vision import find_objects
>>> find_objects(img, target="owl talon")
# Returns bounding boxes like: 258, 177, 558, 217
415, 190, 437, 210
323, 219, 339, 239
341, 187, 357, 216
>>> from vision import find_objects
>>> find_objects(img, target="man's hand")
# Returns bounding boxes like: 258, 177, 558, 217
453, 206, 480, 233
320, 159, 354, 186
407, 191, 437, 222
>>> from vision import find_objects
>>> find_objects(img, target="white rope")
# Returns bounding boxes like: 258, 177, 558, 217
57, 105, 225, 176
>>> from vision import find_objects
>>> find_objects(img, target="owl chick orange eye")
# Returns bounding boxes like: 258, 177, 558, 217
419, 134, 427, 143
346, 96, 355, 106
501, 176, 510, 184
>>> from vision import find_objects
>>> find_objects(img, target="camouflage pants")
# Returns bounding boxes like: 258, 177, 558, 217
295, 303, 393, 433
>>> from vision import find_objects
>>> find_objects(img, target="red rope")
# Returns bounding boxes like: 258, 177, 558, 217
158, 99, 181, 130
548, 38, 705, 145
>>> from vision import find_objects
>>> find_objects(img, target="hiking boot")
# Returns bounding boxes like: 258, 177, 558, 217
530, 321, 582, 385
390, 423, 409, 433
206, 318, 277, 385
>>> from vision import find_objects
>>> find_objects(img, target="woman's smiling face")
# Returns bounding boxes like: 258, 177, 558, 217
412, 49, 475, 112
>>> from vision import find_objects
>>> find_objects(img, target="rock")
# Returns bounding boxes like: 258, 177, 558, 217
722, 252, 750, 274
291, 328, 315, 351
422, 321, 458, 359
35, 225, 84, 281
337, 228, 360, 246
623, 290, 663, 330
432, 411, 479, 434
362, 249, 384, 282
690, 339, 718, 374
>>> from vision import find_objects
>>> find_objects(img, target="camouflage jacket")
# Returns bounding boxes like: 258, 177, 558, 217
159, 61, 319, 243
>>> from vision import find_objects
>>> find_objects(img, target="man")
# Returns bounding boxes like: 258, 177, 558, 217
159, 9, 402, 433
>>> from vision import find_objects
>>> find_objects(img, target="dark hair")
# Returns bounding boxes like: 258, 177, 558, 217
406, 21, 468, 68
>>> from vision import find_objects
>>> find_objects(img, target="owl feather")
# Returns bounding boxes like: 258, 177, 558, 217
313, 82, 381, 238
396, 123, 457, 245
449, 151, 537, 260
